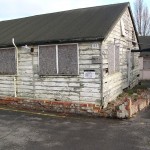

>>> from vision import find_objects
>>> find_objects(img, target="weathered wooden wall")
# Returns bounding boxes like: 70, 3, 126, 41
101, 7, 140, 106
0, 76, 15, 96
0, 43, 102, 104
33, 43, 101, 103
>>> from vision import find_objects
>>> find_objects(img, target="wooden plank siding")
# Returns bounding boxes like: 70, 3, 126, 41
101, 8, 140, 106
0, 43, 101, 103
0, 76, 15, 97
34, 43, 101, 103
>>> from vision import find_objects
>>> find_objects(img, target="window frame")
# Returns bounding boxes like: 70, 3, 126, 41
0, 47, 17, 75
38, 43, 79, 76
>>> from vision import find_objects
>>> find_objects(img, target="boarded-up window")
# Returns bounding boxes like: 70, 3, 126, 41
58, 44, 78, 75
0, 48, 16, 75
39, 44, 78, 75
39, 45, 57, 75
143, 59, 150, 69
108, 44, 120, 74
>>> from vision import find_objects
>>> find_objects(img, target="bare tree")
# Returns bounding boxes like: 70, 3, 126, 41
134, 0, 150, 36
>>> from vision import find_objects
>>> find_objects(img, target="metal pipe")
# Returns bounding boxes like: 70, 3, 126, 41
12, 38, 19, 74
12, 38, 18, 97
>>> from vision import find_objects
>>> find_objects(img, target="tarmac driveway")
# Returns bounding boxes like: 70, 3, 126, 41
0, 107, 150, 150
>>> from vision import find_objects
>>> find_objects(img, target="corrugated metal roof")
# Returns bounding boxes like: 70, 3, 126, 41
0, 2, 129, 47
139, 36, 150, 50
139, 36, 150, 56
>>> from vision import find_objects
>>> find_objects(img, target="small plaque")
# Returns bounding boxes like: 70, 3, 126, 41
92, 43, 99, 49
84, 70, 95, 79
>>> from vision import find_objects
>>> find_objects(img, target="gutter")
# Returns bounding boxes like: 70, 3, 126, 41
131, 49, 150, 52
0, 37, 105, 48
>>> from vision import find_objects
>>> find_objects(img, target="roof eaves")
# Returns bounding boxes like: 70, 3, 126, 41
0, 36, 105, 48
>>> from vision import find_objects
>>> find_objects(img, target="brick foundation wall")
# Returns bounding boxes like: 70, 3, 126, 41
0, 90, 149, 118
0, 97, 101, 116
116, 90, 150, 118
116, 98, 150, 118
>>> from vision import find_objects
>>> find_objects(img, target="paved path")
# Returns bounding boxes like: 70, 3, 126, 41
0, 107, 150, 150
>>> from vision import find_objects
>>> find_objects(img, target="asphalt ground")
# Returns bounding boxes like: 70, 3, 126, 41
0, 107, 150, 150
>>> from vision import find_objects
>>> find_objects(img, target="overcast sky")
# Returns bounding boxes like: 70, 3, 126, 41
0, 0, 149, 21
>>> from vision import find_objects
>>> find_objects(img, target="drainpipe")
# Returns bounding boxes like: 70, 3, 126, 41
99, 43, 104, 107
12, 38, 18, 97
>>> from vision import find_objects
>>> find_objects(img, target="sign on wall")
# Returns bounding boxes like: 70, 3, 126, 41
84, 70, 95, 79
